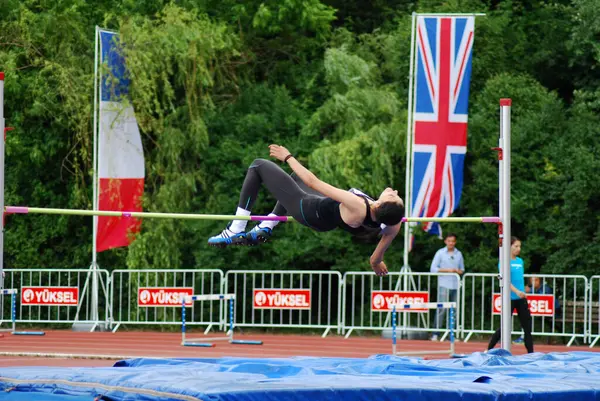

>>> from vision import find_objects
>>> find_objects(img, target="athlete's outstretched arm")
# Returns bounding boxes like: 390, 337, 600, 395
268, 145, 363, 212
369, 223, 401, 276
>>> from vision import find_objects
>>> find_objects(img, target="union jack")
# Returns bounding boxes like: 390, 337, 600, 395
410, 16, 475, 238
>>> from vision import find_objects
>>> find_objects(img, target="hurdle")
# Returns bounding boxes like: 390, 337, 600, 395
391, 302, 456, 357
0, 289, 45, 336
181, 294, 263, 347
0, 289, 16, 334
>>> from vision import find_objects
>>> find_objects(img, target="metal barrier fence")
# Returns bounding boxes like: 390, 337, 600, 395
110, 269, 224, 332
342, 272, 461, 339
0, 267, 597, 344
224, 270, 342, 337
590, 275, 600, 347
461, 273, 589, 346
0, 269, 110, 326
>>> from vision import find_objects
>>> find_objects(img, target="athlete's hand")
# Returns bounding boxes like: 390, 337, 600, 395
269, 144, 292, 162
370, 260, 389, 277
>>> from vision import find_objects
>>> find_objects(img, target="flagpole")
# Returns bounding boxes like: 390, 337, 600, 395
91, 26, 100, 327
403, 12, 418, 272
80, 27, 122, 331
405, 20, 419, 328
93, 28, 99, 268
398, 12, 419, 336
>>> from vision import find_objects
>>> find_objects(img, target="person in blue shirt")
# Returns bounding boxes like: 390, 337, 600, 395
429, 233, 464, 341
513, 276, 561, 345
487, 236, 534, 353
526, 277, 561, 314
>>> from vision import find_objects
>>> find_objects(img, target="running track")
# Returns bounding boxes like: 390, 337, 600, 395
0, 331, 597, 367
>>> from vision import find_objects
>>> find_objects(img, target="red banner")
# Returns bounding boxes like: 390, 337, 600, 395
492, 293, 555, 316
253, 289, 311, 310
371, 291, 429, 312
97, 178, 144, 252
137, 287, 194, 307
21, 287, 79, 306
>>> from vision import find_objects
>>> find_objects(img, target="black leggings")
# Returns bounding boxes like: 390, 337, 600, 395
488, 298, 534, 353
238, 159, 326, 229
238, 159, 382, 239
271, 173, 322, 215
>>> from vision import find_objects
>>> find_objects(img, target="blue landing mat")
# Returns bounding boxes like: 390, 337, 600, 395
2, 350, 600, 401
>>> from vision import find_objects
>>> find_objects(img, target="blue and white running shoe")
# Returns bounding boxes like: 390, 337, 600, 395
245, 225, 272, 245
208, 227, 247, 248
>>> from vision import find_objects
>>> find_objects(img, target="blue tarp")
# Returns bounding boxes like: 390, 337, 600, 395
2, 350, 600, 401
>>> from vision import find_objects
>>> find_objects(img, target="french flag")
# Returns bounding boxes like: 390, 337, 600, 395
96, 31, 144, 252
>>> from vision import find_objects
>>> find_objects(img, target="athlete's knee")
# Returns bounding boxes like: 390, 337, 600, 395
249, 158, 277, 169
249, 158, 267, 168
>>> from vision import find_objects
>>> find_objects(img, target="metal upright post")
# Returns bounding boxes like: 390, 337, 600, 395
0, 72, 5, 289
392, 305, 397, 355
228, 298, 234, 340
499, 99, 512, 352
496, 102, 505, 350
181, 297, 187, 345
11, 292, 16, 332
450, 306, 455, 355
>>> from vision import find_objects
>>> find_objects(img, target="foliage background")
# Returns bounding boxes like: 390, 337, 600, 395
1, 0, 599, 278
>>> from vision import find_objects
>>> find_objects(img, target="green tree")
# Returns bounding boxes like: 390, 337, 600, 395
1, 0, 599, 287
116, 5, 241, 270
1, 0, 96, 269
544, 89, 600, 276
568, 0, 600, 91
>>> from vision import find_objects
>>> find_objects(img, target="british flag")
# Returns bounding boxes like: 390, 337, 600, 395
410, 16, 475, 237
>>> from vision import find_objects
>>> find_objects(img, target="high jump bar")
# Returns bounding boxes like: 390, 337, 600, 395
5, 206, 500, 224
5, 206, 294, 222
404, 216, 500, 223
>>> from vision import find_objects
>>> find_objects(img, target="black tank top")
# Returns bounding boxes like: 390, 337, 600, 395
316, 196, 380, 234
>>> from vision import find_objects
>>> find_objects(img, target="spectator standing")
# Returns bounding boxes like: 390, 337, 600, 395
430, 233, 464, 341
487, 236, 534, 353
